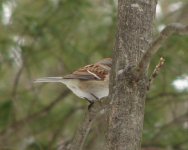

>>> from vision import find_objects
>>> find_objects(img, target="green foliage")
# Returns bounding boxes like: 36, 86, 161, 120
0, 0, 188, 149
0, 100, 13, 129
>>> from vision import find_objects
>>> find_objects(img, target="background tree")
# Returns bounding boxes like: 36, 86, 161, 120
0, 0, 188, 150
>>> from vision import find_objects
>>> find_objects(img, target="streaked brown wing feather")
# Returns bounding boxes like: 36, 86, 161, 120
63, 73, 96, 80
63, 64, 108, 80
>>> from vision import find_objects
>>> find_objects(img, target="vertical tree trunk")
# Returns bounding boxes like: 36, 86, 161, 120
107, 1, 157, 150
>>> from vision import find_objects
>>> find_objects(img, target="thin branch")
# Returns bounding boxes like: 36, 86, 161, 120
21, 89, 70, 122
146, 92, 188, 101
11, 65, 24, 98
10, 64, 25, 123
67, 101, 108, 150
48, 106, 84, 150
151, 111, 188, 141
138, 23, 188, 74
69, 110, 95, 150
0, 89, 70, 137
147, 57, 165, 90
142, 147, 165, 150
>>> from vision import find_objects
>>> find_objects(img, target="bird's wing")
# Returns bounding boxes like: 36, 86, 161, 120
95, 57, 112, 68
63, 64, 109, 80
34, 77, 63, 83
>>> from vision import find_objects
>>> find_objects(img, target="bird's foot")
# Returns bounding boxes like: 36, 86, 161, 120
83, 97, 94, 110
88, 101, 94, 110
90, 93, 99, 101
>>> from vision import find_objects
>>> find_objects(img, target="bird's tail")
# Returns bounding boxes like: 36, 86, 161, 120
34, 77, 63, 83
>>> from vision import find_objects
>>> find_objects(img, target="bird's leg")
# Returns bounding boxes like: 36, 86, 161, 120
88, 93, 101, 110
90, 93, 103, 104
84, 93, 99, 110
83, 97, 94, 110
90, 93, 99, 101
88, 101, 94, 110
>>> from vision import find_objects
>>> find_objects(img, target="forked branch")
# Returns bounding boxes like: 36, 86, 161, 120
138, 23, 188, 74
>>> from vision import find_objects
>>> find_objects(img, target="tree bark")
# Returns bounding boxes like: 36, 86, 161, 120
107, 1, 157, 150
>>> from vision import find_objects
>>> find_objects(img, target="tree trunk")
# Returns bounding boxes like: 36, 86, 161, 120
107, 1, 157, 150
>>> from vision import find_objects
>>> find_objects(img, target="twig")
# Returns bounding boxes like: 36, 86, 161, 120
146, 92, 188, 101
138, 23, 188, 75
141, 147, 165, 150
48, 106, 84, 150
11, 65, 24, 98
0, 90, 70, 137
69, 109, 95, 150
10, 64, 25, 123
147, 57, 165, 90
68, 101, 107, 150
151, 112, 188, 141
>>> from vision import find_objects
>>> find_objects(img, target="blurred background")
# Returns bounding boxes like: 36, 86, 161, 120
0, 0, 188, 150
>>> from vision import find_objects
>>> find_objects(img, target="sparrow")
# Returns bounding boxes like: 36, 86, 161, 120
34, 58, 112, 109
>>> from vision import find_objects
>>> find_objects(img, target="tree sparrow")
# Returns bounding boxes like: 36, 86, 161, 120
34, 58, 112, 109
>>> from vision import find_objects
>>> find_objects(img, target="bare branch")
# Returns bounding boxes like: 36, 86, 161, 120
0, 89, 70, 137
10, 64, 25, 122
67, 101, 107, 150
142, 147, 165, 150
147, 57, 165, 90
11, 65, 24, 98
151, 111, 188, 141
138, 23, 188, 74
48, 106, 84, 150
147, 92, 188, 102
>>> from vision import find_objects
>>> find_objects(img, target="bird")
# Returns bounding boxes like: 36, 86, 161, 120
34, 58, 112, 109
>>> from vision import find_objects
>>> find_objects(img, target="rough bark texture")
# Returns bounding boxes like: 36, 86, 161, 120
107, 1, 157, 150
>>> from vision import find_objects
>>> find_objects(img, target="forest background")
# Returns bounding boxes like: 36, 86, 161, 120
0, 0, 188, 150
